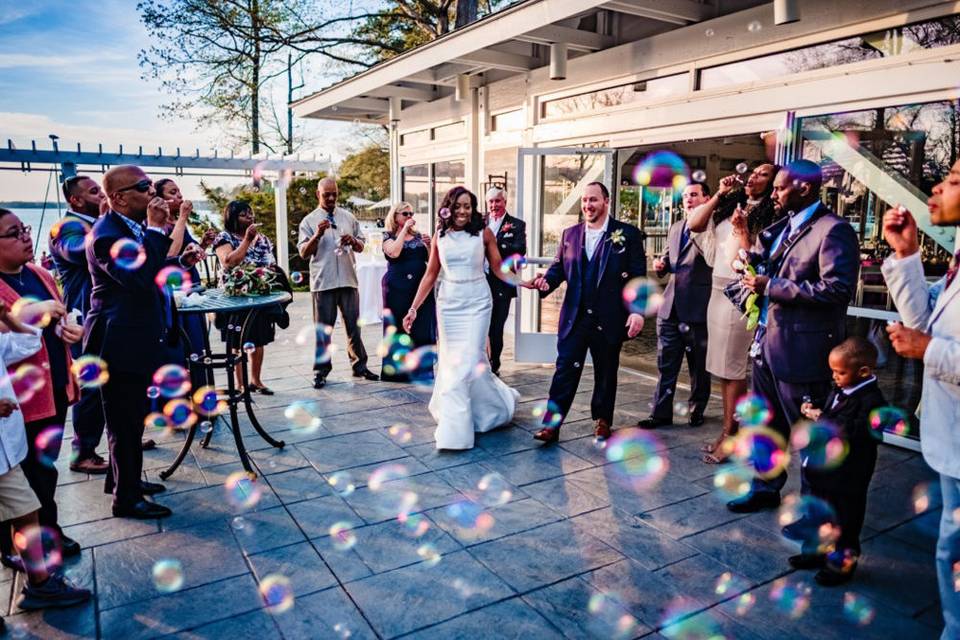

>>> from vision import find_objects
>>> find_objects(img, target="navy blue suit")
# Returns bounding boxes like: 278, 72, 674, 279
486, 213, 526, 373
85, 211, 181, 506
540, 217, 646, 427
49, 211, 105, 460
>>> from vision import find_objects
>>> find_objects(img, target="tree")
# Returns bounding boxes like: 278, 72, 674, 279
338, 146, 390, 201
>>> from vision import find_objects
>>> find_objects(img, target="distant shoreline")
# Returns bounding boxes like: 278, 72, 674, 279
0, 202, 53, 209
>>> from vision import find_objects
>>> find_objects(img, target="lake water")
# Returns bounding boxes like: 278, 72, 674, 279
4, 207, 67, 259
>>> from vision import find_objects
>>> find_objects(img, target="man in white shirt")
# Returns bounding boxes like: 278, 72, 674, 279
298, 177, 378, 389
881, 158, 960, 640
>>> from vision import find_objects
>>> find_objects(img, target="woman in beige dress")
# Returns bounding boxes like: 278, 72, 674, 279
687, 164, 780, 462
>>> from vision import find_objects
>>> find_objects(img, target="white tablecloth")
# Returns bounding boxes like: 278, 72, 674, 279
357, 258, 388, 325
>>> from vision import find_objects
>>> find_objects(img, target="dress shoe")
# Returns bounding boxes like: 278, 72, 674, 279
69, 454, 109, 474
781, 518, 809, 541
313, 374, 326, 389
353, 369, 379, 381
726, 491, 780, 513
60, 534, 81, 558
112, 500, 172, 519
17, 572, 91, 610
815, 563, 856, 587
637, 417, 672, 429
140, 480, 167, 495
141, 439, 157, 451
788, 553, 825, 570
533, 428, 560, 444
594, 419, 612, 440
1, 553, 24, 572
688, 411, 705, 427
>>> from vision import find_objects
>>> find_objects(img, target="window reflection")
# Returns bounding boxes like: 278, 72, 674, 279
541, 74, 688, 119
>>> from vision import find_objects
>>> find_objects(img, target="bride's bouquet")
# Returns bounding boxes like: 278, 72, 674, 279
222, 264, 278, 297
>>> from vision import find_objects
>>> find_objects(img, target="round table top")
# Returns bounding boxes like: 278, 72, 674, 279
176, 288, 292, 314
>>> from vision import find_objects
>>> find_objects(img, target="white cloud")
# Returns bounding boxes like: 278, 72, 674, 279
0, 52, 127, 69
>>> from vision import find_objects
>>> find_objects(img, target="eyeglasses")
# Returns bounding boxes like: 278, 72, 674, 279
115, 178, 153, 194
398, 210, 414, 217
0, 225, 32, 241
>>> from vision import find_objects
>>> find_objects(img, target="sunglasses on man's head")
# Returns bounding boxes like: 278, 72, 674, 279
116, 178, 153, 194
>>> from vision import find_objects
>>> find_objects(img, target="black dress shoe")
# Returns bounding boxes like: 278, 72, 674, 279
637, 417, 672, 429
313, 374, 326, 389
815, 563, 856, 586
112, 500, 172, 519
141, 439, 157, 451
726, 492, 781, 513
60, 534, 81, 558
788, 553, 825, 570
688, 411, 705, 427
140, 480, 167, 495
353, 369, 379, 381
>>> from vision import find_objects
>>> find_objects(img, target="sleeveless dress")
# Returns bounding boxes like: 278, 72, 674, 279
380, 232, 436, 382
429, 230, 519, 450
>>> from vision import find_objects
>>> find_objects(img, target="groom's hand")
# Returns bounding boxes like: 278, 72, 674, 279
626, 313, 645, 338
532, 275, 550, 291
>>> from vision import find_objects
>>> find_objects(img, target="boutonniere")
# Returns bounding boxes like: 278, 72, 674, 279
501, 222, 514, 234
608, 228, 626, 253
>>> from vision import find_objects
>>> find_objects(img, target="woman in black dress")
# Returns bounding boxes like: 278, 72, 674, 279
380, 202, 436, 382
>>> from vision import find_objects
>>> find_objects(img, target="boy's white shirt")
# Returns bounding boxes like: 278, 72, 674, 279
0, 327, 43, 475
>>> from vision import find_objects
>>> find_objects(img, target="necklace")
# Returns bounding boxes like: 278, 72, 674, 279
1, 269, 24, 286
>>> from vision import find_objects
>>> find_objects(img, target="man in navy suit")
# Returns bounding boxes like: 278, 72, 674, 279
485, 187, 526, 376
50, 176, 109, 474
86, 165, 203, 519
532, 182, 647, 442
727, 159, 859, 513
640, 181, 713, 428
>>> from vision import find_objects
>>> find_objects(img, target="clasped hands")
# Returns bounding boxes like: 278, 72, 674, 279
1, 299, 83, 344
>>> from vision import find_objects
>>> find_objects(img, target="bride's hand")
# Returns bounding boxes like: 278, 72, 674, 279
402, 307, 417, 333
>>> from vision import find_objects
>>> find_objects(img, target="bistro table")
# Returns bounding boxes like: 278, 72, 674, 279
159, 288, 292, 479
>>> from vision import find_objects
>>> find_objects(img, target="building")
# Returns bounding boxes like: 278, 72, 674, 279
294, 0, 960, 449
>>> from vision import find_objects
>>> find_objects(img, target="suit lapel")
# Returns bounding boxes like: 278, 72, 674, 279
107, 211, 139, 241
929, 278, 960, 329
569, 223, 585, 284
596, 220, 613, 286
668, 221, 682, 265
495, 213, 512, 241
768, 206, 828, 273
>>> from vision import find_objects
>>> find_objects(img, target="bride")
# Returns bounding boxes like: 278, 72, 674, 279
403, 186, 533, 450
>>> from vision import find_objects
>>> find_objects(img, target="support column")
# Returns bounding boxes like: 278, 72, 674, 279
389, 97, 402, 204
465, 85, 481, 194
275, 172, 289, 272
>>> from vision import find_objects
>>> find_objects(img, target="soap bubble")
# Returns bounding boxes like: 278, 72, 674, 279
727, 426, 789, 479
532, 399, 563, 428
152, 364, 191, 398
735, 393, 772, 427
843, 592, 876, 626
387, 423, 412, 444
622, 277, 663, 316
778, 493, 840, 553
498, 254, 527, 285
398, 512, 431, 538
72, 355, 109, 389
329, 521, 357, 551
768, 577, 811, 619
152, 559, 184, 593
291, 271, 304, 285
242, 342, 256, 353
283, 401, 322, 434
192, 385, 226, 416
49, 217, 90, 242
747, 20, 762, 33
34, 426, 64, 468
163, 398, 197, 430
154, 266, 192, 292
445, 500, 496, 540
259, 574, 294, 613
868, 406, 911, 439
224, 471, 263, 509
587, 593, 638, 640
477, 472, 512, 507
110, 238, 146, 270
13, 525, 62, 573
144, 412, 173, 433
327, 471, 356, 497
7, 363, 45, 404
11, 297, 52, 328
691, 169, 707, 183
633, 150, 690, 193
402, 345, 438, 382
704, 28, 715, 37
438, 207, 451, 220
368, 463, 409, 491
736, 161, 750, 174
790, 420, 848, 470
712, 463, 754, 501
417, 543, 442, 567
605, 428, 668, 490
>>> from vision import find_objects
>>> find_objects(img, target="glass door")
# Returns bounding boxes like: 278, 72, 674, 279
513, 147, 615, 364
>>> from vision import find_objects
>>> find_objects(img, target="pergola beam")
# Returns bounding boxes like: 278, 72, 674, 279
514, 25, 614, 51
451, 48, 537, 73
364, 84, 437, 102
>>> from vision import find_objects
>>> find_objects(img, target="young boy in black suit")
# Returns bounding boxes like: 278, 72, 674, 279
792, 336, 887, 586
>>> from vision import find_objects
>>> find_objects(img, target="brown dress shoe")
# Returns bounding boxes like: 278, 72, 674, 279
70, 454, 109, 474
533, 428, 560, 443
594, 419, 612, 440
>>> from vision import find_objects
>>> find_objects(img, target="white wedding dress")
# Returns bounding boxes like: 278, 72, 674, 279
429, 230, 519, 450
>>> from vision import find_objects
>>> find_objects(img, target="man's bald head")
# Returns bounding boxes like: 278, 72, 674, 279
317, 176, 339, 213
103, 165, 155, 219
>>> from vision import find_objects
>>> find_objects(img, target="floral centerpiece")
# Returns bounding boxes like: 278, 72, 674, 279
222, 264, 278, 297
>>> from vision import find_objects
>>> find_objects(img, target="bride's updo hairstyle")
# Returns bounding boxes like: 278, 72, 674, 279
438, 186, 484, 237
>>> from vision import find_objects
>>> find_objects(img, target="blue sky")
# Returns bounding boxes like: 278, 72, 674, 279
0, 0, 372, 200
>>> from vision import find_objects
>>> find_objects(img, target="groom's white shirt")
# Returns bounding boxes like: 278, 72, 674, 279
584, 215, 609, 261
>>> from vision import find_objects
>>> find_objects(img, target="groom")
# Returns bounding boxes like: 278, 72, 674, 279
532, 182, 647, 442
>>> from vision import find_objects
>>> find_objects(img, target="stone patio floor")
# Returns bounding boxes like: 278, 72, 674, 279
3, 293, 943, 639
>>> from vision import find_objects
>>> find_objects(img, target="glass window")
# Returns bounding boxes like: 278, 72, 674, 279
432, 160, 466, 213
433, 122, 465, 141
491, 109, 524, 132
482, 147, 517, 214
400, 129, 430, 146
701, 14, 960, 90
541, 74, 688, 119
401, 164, 430, 230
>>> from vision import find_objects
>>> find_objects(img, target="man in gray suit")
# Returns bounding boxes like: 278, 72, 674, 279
639, 181, 713, 428
727, 159, 860, 513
